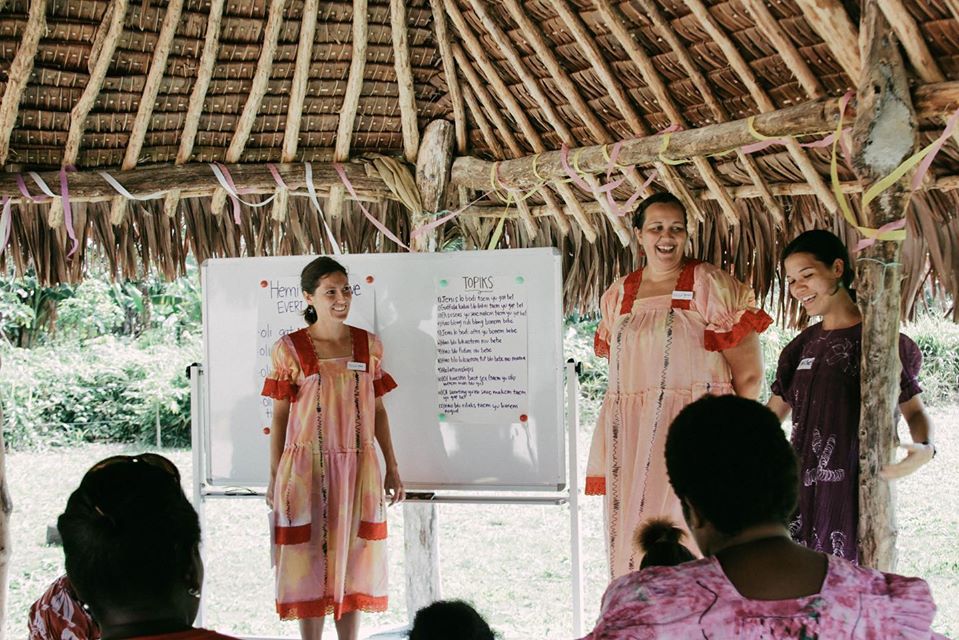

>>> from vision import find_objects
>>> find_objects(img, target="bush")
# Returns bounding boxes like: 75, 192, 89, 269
903, 315, 959, 405
0, 336, 200, 449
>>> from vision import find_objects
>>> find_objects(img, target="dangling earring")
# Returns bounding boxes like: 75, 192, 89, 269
188, 587, 201, 599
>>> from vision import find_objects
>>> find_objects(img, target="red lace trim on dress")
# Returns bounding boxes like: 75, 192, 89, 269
618, 270, 644, 315
670, 259, 702, 310
585, 476, 606, 495
703, 308, 773, 352
278, 593, 389, 621
261, 378, 299, 402
594, 332, 610, 359
287, 329, 318, 378
358, 520, 388, 540
274, 523, 310, 545
373, 373, 398, 397
350, 326, 370, 366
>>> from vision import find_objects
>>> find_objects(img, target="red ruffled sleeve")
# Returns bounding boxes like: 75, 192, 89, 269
260, 338, 300, 402
370, 334, 398, 397
694, 264, 772, 352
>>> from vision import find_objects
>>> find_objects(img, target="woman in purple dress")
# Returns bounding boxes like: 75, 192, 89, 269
767, 230, 936, 563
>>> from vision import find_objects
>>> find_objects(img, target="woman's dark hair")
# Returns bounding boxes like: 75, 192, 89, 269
635, 518, 696, 569
57, 455, 200, 619
300, 256, 348, 324
410, 600, 495, 640
632, 192, 685, 229
781, 229, 856, 300
665, 395, 799, 537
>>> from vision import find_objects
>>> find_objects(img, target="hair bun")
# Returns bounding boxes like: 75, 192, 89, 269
635, 517, 685, 552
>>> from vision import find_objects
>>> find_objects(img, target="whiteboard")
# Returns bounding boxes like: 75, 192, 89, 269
201, 248, 566, 491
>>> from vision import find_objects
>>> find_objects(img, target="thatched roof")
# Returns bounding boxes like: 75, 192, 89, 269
1, 0, 958, 318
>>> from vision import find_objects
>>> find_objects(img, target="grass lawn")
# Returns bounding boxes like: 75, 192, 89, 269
5, 404, 957, 639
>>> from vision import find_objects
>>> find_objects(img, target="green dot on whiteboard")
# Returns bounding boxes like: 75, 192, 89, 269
438, 413, 446, 422
515, 276, 524, 284
439, 279, 448, 287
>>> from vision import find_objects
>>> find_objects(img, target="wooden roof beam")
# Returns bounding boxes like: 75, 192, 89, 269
793, 0, 861, 81
545, 0, 706, 224
0, 0, 47, 165
391, 0, 420, 163
165, 0, 225, 218
945, 0, 959, 24
327, 0, 368, 218
210, 0, 286, 217
681, 0, 839, 215
451, 96, 847, 190
110, 0, 184, 224
468, 0, 624, 240
594, 0, 740, 226
633, 0, 784, 226
445, 1, 576, 241
428, 0, 467, 155
461, 83, 504, 158
878, 0, 945, 83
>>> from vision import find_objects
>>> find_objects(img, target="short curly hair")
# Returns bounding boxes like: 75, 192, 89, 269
665, 395, 799, 536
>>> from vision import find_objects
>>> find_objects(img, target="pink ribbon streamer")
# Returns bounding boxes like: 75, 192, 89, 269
560, 144, 594, 193
911, 107, 959, 191
212, 162, 246, 225
0, 196, 11, 256
855, 218, 908, 253
266, 163, 288, 190
59, 166, 79, 258
333, 163, 410, 251
410, 190, 494, 239
16, 174, 48, 202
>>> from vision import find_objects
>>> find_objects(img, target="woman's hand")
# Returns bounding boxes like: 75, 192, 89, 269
880, 443, 935, 481
384, 467, 405, 505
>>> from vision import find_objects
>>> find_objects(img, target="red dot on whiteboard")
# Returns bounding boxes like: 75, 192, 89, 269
262, 427, 270, 435
259, 280, 268, 288
365, 275, 374, 284
519, 414, 528, 423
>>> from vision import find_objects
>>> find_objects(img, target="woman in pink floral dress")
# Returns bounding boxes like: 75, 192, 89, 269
586, 193, 771, 577
581, 395, 943, 639
262, 257, 404, 640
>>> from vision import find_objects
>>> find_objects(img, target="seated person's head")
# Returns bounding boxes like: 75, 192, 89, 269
635, 518, 696, 569
409, 600, 494, 640
57, 454, 202, 633
665, 395, 799, 555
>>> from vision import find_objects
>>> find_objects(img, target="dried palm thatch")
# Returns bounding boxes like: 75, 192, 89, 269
1, 0, 959, 320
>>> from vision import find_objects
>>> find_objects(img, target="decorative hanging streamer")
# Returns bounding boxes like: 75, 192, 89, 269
29, 171, 58, 198
16, 174, 48, 202
266, 163, 288, 190
97, 171, 165, 200
209, 163, 277, 225
409, 189, 494, 239
910, 107, 959, 191
304, 162, 344, 256
59, 167, 79, 257
0, 196, 11, 256
332, 162, 411, 252
486, 190, 514, 250
604, 141, 653, 217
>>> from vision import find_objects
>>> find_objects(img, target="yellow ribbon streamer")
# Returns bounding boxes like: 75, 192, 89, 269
487, 190, 514, 250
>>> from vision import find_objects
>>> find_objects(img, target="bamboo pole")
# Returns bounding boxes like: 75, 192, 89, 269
854, 0, 917, 572
0, 0, 47, 165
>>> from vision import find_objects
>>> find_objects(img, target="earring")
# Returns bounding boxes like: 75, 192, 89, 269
188, 587, 201, 599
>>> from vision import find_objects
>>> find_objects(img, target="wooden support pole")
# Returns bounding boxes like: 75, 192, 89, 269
853, 0, 918, 572
402, 120, 454, 618
0, 0, 46, 165
451, 97, 846, 190
391, 0, 420, 163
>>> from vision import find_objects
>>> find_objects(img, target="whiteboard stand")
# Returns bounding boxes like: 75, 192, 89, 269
189, 363, 208, 628
566, 360, 584, 637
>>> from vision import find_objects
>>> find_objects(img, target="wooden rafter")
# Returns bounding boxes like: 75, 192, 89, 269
878, 0, 945, 83
327, 0, 368, 218
0, 0, 47, 165
594, 0, 740, 226
164, 0, 225, 218
428, 0, 467, 155
467, 0, 619, 240
681, 0, 840, 215
738, 0, 823, 99
545, 0, 708, 223
110, 0, 184, 224
391, 0, 420, 163
793, 0, 861, 80
945, 0, 959, 23
461, 83, 505, 158
632, 0, 784, 225
445, 4, 576, 240
211, 0, 286, 217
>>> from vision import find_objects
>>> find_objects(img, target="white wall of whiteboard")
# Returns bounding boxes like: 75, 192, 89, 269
201, 247, 566, 491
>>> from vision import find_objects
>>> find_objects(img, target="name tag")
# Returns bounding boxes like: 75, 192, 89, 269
347, 361, 367, 372
797, 357, 815, 371
671, 290, 694, 301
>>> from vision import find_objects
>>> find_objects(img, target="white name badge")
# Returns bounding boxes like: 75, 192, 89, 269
797, 357, 815, 371
671, 290, 694, 301
347, 361, 368, 372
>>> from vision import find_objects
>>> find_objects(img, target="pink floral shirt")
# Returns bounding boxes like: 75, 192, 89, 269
582, 555, 945, 639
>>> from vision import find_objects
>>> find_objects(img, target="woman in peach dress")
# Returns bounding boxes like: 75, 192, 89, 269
586, 193, 771, 578
262, 257, 404, 640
